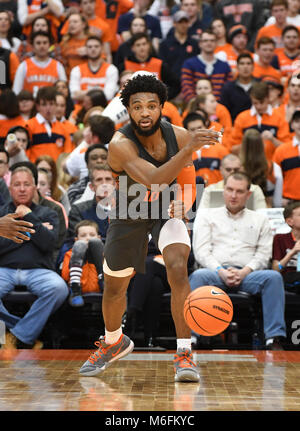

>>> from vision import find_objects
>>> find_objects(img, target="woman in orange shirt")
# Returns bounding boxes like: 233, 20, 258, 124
59, 12, 90, 77
0, 89, 26, 146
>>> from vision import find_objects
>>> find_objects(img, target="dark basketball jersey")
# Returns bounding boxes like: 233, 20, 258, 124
111, 120, 179, 220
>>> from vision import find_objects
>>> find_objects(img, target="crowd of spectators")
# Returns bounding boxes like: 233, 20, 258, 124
0, 0, 300, 351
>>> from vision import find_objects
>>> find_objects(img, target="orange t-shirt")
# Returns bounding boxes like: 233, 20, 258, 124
253, 62, 282, 81
162, 102, 183, 127
60, 16, 113, 44
124, 57, 163, 79
0, 115, 26, 145
95, 0, 134, 52
60, 37, 88, 78
255, 24, 284, 49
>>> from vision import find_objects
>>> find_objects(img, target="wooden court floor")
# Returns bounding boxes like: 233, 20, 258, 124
1, 349, 300, 412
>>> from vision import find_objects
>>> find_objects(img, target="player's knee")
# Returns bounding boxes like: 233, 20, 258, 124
167, 256, 188, 285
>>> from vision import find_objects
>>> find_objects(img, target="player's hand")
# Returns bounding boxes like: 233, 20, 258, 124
0, 213, 35, 243
189, 127, 221, 152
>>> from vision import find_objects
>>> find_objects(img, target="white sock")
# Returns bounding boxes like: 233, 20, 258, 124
105, 327, 122, 345
266, 338, 274, 345
177, 338, 192, 351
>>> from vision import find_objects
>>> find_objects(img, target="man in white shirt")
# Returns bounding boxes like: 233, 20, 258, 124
69, 35, 119, 103
199, 154, 267, 210
190, 171, 286, 350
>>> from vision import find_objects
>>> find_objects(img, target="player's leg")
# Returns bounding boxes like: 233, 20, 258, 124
158, 218, 200, 382
79, 265, 135, 376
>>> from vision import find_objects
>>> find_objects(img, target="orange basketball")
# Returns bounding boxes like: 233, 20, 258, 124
184, 286, 233, 336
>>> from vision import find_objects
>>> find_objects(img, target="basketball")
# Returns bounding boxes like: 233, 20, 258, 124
184, 286, 233, 336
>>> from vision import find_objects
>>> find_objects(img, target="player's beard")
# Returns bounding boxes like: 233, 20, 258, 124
129, 113, 161, 137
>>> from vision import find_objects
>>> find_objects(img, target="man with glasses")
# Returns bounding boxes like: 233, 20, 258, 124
181, 29, 233, 102
198, 154, 267, 209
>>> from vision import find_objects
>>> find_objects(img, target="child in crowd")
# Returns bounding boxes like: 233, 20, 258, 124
272, 201, 300, 292
61, 220, 104, 307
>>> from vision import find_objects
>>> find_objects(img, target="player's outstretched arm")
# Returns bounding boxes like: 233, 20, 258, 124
108, 128, 219, 189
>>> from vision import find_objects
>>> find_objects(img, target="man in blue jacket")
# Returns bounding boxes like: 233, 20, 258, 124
0, 166, 68, 350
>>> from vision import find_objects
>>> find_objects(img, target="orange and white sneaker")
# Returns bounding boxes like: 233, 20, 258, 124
174, 348, 200, 382
79, 334, 134, 376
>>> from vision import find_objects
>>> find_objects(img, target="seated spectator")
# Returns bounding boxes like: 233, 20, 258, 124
12, 31, 67, 97
255, 0, 289, 50
181, 29, 233, 102
240, 128, 283, 208
174, 0, 213, 41
55, 92, 78, 143
72, 161, 115, 206
54, 80, 74, 119
59, 12, 90, 78
67, 163, 115, 241
199, 154, 267, 210
0, 10, 21, 53
118, 32, 181, 100
262, 75, 284, 108
114, 16, 148, 71
4, 126, 30, 169
35, 154, 71, 214
0, 146, 9, 185
61, 220, 104, 307
17, 90, 35, 121
10, 161, 68, 255
79, 0, 113, 63
273, 109, 300, 204
189, 171, 286, 350
64, 115, 113, 183
25, 86, 73, 163
0, 166, 69, 350
271, 25, 300, 86
71, 88, 107, 126
183, 111, 229, 186
37, 168, 69, 227
215, 24, 252, 77
220, 53, 258, 122
214, 0, 267, 51
69, 35, 119, 103
0, 89, 26, 146
276, 75, 300, 124
184, 92, 232, 147
211, 18, 230, 53
265, 0, 300, 27
158, 11, 200, 79
253, 37, 282, 82
16, 16, 63, 63
272, 201, 300, 293
20, 0, 64, 41
117, 0, 162, 53
230, 81, 290, 161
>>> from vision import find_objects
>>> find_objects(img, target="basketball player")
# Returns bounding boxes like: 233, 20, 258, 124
79, 73, 220, 382
0, 214, 35, 243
